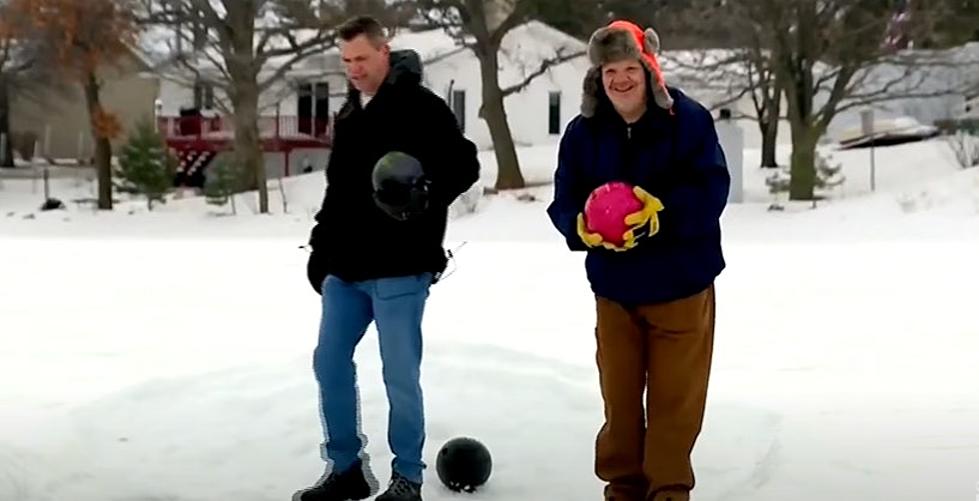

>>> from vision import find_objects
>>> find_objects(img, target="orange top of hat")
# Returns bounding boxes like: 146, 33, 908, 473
605, 19, 666, 88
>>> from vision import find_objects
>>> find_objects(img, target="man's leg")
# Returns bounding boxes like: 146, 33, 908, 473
314, 275, 375, 474
594, 296, 648, 501
369, 273, 431, 485
637, 285, 715, 501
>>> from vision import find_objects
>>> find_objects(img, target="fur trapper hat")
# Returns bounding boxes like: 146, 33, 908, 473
581, 20, 674, 117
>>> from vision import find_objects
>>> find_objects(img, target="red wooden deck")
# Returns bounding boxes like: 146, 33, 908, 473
157, 115, 333, 151
157, 114, 332, 186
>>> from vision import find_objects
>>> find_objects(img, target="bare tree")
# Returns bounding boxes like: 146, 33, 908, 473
0, 0, 76, 168
0, 0, 23, 168
743, 0, 974, 200
415, 0, 584, 190
664, 47, 786, 169
139, 0, 343, 214
670, 0, 979, 185
681, 1, 785, 169
5, 0, 141, 209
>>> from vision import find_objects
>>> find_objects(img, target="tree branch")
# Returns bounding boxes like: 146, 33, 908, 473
489, 9, 523, 48
422, 45, 470, 65
499, 49, 584, 97
257, 36, 336, 92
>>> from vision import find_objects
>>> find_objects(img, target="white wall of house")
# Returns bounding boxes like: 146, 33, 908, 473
156, 72, 348, 123
415, 49, 590, 150
153, 21, 591, 153
385, 22, 590, 151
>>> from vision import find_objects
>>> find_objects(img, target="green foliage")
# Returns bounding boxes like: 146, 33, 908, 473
766, 150, 846, 195
203, 156, 239, 214
115, 118, 174, 210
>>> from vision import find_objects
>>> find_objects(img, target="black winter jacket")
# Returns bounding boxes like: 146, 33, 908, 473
307, 50, 480, 290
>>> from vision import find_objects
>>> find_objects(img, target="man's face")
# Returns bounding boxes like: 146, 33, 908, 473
601, 59, 647, 118
340, 34, 390, 96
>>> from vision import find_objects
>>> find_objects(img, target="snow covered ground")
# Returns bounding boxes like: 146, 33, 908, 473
2, 136, 979, 501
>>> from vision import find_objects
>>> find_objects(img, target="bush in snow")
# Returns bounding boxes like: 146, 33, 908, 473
765, 149, 846, 200
203, 158, 240, 215
449, 181, 484, 219
945, 131, 979, 169
115, 119, 175, 210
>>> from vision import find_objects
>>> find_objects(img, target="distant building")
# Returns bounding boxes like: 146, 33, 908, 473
150, 21, 589, 182
7, 47, 159, 162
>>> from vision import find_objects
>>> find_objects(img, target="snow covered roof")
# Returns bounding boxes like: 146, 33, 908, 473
315, 20, 587, 68
140, 20, 587, 89
138, 22, 342, 83
653, 42, 979, 113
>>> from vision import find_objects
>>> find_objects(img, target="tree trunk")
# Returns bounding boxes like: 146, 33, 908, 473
231, 79, 267, 213
788, 128, 818, 200
759, 117, 779, 168
224, 2, 267, 214
0, 76, 13, 168
759, 76, 782, 168
478, 46, 524, 190
84, 71, 112, 210
781, 54, 819, 200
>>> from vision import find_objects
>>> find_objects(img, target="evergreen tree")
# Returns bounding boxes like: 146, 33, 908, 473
765, 150, 846, 201
115, 118, 173, 211
203, 156, 239, 215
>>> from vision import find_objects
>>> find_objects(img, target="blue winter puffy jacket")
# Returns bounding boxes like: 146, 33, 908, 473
546, 87, 730, 306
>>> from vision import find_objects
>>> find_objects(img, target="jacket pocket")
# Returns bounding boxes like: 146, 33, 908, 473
641, 285, 713, 336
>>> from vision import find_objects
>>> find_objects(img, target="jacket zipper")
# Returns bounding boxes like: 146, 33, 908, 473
624, 125, 635, 179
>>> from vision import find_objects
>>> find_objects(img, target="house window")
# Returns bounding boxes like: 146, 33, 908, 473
452, 90, 466, 132
194, 82, 214, 110
298, 81, 330, 136
548, 91, 561, 135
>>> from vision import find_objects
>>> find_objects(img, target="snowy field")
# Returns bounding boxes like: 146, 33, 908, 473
2, 136, 979, 501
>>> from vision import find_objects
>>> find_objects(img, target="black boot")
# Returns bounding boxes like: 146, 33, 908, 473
375, 471, 422, 501
296, 460, 372, 501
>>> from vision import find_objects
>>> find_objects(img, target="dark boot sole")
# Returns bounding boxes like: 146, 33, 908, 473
291, 487, 372, 501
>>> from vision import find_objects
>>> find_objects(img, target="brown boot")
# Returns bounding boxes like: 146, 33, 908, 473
603, 477, 646, 501
650, 489, 690, 501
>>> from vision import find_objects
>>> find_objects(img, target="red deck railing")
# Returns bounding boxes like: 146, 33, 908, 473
156, 115, 333, 151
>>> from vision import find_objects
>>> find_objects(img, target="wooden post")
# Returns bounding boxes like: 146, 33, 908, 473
43, 165, 50, 200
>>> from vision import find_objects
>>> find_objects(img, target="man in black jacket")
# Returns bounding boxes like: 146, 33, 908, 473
298, 16, 480, 501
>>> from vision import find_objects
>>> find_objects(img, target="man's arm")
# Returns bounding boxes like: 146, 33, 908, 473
308, 123, 346, 250
547, 119, 591, 251
418, 93, 480, 208
305, 132, 344, 294
655, 108, 730, 241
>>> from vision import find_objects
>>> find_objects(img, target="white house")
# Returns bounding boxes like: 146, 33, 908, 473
383, 21, 590, 150
150, 20, 590, 173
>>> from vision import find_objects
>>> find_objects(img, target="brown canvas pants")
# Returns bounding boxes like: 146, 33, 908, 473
594, 285, 715, 501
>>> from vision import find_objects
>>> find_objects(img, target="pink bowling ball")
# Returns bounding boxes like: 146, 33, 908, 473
584, 181, 643, 247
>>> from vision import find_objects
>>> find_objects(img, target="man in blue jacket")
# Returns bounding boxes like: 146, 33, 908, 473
547, 20, 730, 501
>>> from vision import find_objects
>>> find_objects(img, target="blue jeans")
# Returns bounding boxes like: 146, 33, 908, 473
313, 272, 432, 485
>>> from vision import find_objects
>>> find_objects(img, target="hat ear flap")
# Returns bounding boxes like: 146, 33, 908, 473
580, 66, 602, 117
643, 27, 660, 54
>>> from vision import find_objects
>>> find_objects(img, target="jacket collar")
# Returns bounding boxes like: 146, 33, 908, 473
344, 49, 422, 107
591, 92, 675, 137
